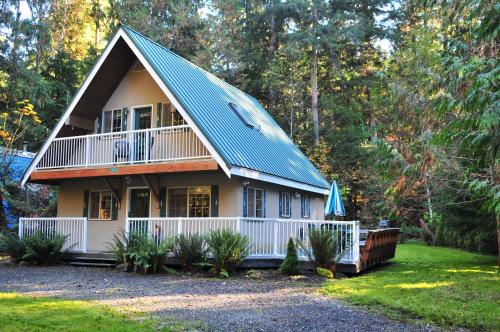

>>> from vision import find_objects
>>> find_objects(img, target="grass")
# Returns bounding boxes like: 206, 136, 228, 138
323, 243, 500, 331
0, 293, 181, 331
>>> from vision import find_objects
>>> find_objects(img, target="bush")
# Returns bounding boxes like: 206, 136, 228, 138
128, 233, 174, 274
0, 232, 27, 264
399, 224, 421, 243
316, 267, 334, 279
205, 229, 251, 276
280, 238, 300, 275
173, 233, 208, 271
299, 227, 343, 271
22, 231, 69, 265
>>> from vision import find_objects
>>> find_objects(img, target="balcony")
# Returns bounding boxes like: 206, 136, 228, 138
30, 126, 217, 181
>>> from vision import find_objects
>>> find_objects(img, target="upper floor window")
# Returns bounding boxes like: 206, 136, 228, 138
89, 190, 112, 220
161, 102, 186, 127
102, 109, 123, 133
247, 187, 265, 218
279, 191, 291, 218
301, 194, 310, 218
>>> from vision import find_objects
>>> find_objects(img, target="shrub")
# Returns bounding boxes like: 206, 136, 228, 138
280, 238, 300, 275
0, 232, 27, 264
205, 229, 251, 276
128, 233, 174, 274
299, 227, 343, 271
173, 233, 208, 271
22, 231, 69, 265
316, 267, 334, 279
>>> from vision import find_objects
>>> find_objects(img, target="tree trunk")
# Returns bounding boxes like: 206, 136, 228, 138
268, 7, 276, 112
311, 4, 319, 146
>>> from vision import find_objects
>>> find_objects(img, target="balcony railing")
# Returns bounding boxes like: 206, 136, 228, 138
36, 125, 211, 169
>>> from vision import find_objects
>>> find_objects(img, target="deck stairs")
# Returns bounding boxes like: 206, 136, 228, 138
66, 254, 117, 268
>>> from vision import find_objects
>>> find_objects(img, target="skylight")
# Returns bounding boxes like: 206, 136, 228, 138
228, 102, 259, 131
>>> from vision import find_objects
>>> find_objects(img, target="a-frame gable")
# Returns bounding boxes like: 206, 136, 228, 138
21, 26, 230, 186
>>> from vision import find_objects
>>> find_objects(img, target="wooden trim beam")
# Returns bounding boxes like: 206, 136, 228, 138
142, 175, 160, 204
30, 160, 219, 181
101, 177, 121, 207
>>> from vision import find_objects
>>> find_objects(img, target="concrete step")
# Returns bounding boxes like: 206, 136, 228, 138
68, 261, 116, 268
73, 256, 116, 263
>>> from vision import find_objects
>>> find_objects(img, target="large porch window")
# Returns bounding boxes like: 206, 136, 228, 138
89, 190, 112, 220
168, 186, 210, 217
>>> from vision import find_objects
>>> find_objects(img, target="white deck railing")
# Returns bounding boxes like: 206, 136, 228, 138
127, 217, 360, 264
36, 125, 211, 169
18, 217, 87, 253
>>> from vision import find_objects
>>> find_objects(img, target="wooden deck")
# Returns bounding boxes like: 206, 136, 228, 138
29, 159, 218, 182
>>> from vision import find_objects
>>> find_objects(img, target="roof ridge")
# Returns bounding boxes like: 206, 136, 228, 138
119, 24, 260, 105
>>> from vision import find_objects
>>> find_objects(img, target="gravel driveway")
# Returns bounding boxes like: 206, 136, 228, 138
0, 262, 439, 332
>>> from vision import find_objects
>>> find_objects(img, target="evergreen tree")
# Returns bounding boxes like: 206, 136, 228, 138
280, 238, 300, 275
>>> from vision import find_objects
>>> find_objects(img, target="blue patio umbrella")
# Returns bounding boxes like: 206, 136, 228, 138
324, 181, 346, 217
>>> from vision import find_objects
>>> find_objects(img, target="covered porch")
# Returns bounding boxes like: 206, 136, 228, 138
18, 217, 362, 269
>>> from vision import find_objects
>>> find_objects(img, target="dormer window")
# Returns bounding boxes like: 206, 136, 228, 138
228, 102, 259, 130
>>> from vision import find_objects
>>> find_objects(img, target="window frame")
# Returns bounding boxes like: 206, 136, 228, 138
167, 186, 211, 218
88, 190, 112, 221
280, 191, 291, 218
301, 194, 311, 218
160, 102, 186, 127
246, 187, 265, 218
101, 108, 124, 133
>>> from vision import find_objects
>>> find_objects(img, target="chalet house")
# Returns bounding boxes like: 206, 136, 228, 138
20, 25, 364, 269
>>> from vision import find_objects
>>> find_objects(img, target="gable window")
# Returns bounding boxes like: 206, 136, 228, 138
168, 186, 210, 217
247, 187, 264, 218
102, 109, 123, 133
161, 102, 186, 127
301, 194, 310, 218
89, 190, 112, 220
279, 192, 291, 218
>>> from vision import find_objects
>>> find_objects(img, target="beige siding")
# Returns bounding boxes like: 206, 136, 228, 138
103, 63, 168, 128
234, 178, 325, 220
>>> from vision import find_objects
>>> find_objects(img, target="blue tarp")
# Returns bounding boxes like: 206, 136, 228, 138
2, 154, 33, 227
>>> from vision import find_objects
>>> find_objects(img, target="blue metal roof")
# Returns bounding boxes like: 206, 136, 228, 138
122, 25, 330, 190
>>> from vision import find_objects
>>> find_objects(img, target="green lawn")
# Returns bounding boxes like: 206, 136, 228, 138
324, 243, 500, 330
0, 293, 176, 331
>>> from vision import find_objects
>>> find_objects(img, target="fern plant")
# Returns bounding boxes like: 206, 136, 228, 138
0, 232, 27, 264
205, 229, 251, 276
173, 233, 208, 271
128, 233, 174, 274
22, 231, 69, 265
299, 227, 345, 271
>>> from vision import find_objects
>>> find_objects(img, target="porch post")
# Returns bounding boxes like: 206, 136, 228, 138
236, 216, 241, 233
18, 218, 24, 238
125, 217, 130, 237
177, 218, 182, 235
273, 219, 279, 257
82, 217, 88, 253
353, 220, 360, 263
85, 135, 90, 167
